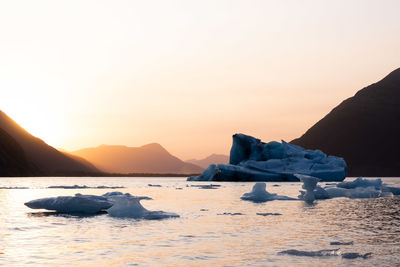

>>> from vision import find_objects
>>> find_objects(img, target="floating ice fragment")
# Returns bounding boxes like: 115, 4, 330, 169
296, 174, 319, 204
256, 212, 282, 216
24, 195, 112, 214
337, 177, 382, 189
278, 248, 341, 257
330, 241, 354, 246
217, 212, 243, 216
102, 191, 152, 200
341, 252, 372, 259
0, 186, 29, 189
241, 182, 295, 202
279, 248, 371, 259
190, 184, 221, 189
48, 185, 125, 189
148, 184, 162, 187
106, 194, 179, 219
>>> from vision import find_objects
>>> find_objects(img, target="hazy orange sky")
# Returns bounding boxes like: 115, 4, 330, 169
1, 0, 399, 160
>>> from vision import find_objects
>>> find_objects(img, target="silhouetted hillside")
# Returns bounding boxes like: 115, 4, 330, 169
71, 143, 204, 174
186, 154, 229, 169
292, 68, 400, 176
0, 128, 39, 176
0, 110, 98, 175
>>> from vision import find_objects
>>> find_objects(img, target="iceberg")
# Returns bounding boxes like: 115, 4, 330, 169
188, 134, 346, 182
24, 194, 112, 214
240, 182, 295, 202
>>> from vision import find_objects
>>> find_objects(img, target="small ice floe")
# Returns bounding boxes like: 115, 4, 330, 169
217, 212, 244, 216
296, 174, 319, 204
341, 252, 372, 259
278, 249, 371, 259
148, 184, 162, 187
337, 177, 382, 189
0, 186, 29, 189
24, 194, 112, 214
298, 176, 399, 200
330, 241, 354, 246
241, 182, 295, 203
256, 212, 282, 216
191, 184, 221, 189
47, 185, 125, 189
279, 248, 341, 257
106, 194, 179, 219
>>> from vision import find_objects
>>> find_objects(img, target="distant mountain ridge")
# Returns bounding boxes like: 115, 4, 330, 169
71, 143, 203, 174
186, 154, 229, 169
291, 68, 400, 176
0, 110, 98, 176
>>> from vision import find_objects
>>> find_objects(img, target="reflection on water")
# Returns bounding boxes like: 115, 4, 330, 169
0, 177, 400, 266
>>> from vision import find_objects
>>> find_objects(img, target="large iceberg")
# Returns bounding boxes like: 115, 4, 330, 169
188, 134, 346, 182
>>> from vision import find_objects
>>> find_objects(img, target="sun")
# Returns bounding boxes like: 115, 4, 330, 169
4, 105, 68, 149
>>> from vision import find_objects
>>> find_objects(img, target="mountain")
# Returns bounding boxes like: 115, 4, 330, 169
186, 154, 229, 169
0, 127, 39, 176
71, 143, 204, 174
0, 110, 98, 175
291, 68, 400, 176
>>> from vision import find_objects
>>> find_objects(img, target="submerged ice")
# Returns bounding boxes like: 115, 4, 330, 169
188, 134, 346, 182
25, 192, 179, 219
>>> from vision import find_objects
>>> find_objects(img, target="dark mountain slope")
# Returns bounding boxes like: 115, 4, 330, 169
0, 128, 39, 176
0, 110, 98, 175
291, 68, 400, 176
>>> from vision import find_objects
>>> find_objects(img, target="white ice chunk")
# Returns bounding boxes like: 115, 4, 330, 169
106, 194, 179, 219
296, 174, 320, 204
241, 182, 295, 202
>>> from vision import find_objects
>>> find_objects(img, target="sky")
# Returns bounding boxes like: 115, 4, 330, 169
0, 0, 399, 160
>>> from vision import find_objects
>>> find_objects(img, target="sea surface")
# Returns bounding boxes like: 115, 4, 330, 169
1, 177, 399, 267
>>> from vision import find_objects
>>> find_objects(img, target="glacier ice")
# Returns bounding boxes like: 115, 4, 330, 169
188, 133, 346, 182
241, 182, 295, 202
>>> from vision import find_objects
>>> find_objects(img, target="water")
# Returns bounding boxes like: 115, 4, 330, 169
1, 177, 400, 266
